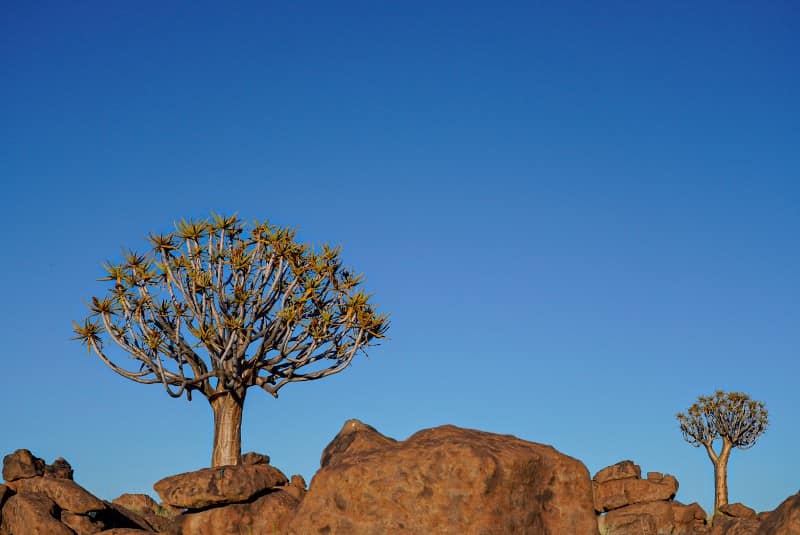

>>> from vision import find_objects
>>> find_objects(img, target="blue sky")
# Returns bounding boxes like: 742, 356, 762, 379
1, 1, 798, 515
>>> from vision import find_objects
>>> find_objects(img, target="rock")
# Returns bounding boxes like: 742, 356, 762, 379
710, 514, 760, 535
154, 464, 288, 509
283, 474, 307, 501
241, 451, 270, 465
181, 489, 300, 534
96, 529, 154, 534
108, 496, 181, 534
2, 449, 45, 482
112, 493, 165, 517
593, 473, 679, 512
603, 500, 707, 534
61, 510, 105, 534
720, 502, 757, 519
756, 491, 800, 534
7, 475, 106, 513
99, 501, 158, 532
594, 461, 642, 484
319, 418, 398, 469
45, 457, 75, 480
0, 491, 74, 535
286, 421, 599, 535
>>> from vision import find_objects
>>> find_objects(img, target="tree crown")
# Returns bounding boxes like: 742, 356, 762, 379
676, 390, 768, 450
73, 213, 389, 401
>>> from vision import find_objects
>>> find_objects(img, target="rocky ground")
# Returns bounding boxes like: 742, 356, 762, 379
1, 420, 798, 534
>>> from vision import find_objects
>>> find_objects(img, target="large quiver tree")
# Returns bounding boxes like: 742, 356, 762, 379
676, 391, 768, 513
74, 214, 388, 466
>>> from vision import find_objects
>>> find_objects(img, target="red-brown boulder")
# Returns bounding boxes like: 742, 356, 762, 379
710, 515, 760, 535
601, 500, 707, 534
286, 421, 599, 535
241, 452, 270, 465
319, 418, 398, 469
7, 475, 106, 513
180, 489, 299, 534
110, 495, 182, 533
720, 502, 757, 519
0, 491, 74, 535
96, 529, 154, 534
154, 464, 288, 509
45, 457, 75, 480
594, 460, 642, 484
2, 449, 45, 482
61, 510, 105, 534
593, 472, 679, 512
756, 491, 800, 534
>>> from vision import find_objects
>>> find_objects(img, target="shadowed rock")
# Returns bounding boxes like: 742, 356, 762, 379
755, 491, 800, 534
0, 491, 74, 535
8, 476, 106, 513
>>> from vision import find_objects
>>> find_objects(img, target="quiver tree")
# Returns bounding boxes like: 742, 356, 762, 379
73, 214, 389, 467
676, 391, 768, 513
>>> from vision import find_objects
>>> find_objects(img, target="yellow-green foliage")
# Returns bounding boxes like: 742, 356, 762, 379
677, 391, 768, 450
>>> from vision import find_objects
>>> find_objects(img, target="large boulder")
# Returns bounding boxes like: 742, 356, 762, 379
601, 500, 707, 534
756, 492, 800, 534
286, 421, 599, 535
154, 464, 288, 509
7, 475, 106, 513
180, 489, 299, 534
0, 491, 74, 535
2, 449, 45, 482
593, 470, 679, 512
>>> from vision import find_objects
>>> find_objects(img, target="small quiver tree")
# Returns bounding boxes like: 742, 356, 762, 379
676, 391, 768, 513
73, 214, 388, 467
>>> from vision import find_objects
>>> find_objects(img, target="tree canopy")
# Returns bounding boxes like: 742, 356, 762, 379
73, 214, 389, 403
677, 390, 768, 451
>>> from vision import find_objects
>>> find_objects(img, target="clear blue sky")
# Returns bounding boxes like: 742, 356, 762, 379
2, 1, 798, 515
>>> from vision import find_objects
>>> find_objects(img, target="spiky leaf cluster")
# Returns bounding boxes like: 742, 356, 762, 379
73, 214, 389, 401
676, 391, 768, 450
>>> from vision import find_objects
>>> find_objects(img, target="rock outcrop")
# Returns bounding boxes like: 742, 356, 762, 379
755, 491, 800, 534
3, 438, 798, 534
593, 460, 708, 534
1, 451, 154, 534
286, 420, 599, 534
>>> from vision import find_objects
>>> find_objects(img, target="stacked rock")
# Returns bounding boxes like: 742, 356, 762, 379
153, 454, 305, 535
593, 460, 708, 534
0, 448, 169, 534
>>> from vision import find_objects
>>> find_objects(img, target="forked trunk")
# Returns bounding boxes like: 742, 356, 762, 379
210, 391, 245, 467
713, 444, 732, 513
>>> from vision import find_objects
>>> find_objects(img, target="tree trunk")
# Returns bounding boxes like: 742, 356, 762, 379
210, 391, 245, 467
713, 443, 732, 513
